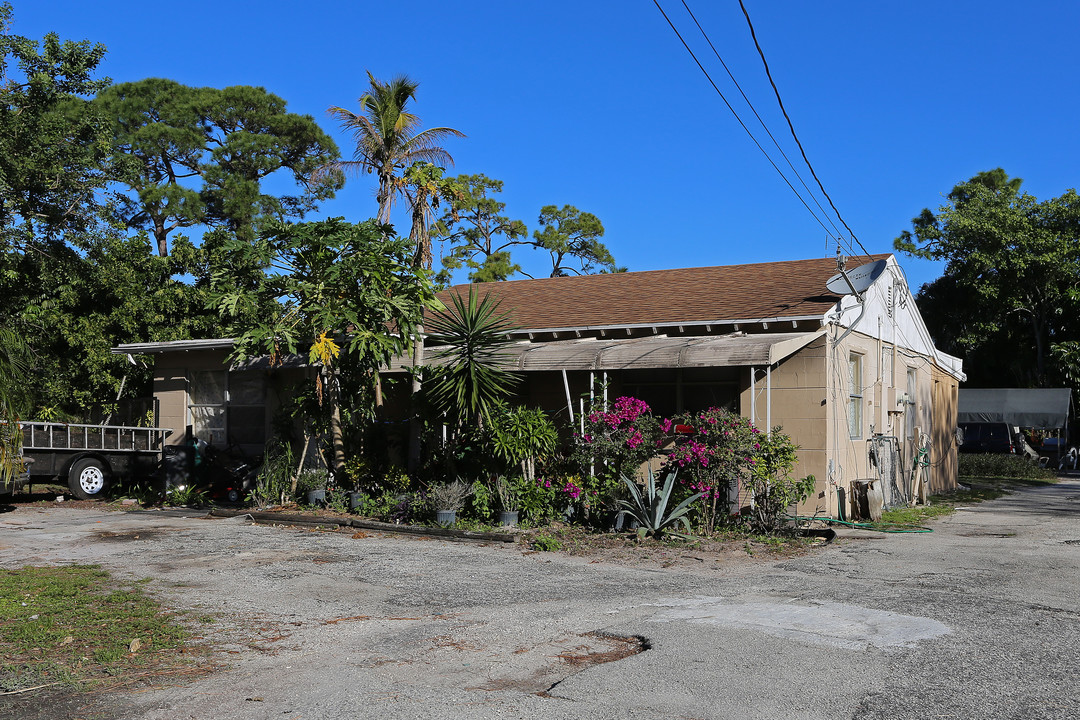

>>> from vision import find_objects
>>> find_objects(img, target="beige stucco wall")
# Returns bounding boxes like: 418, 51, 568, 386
736, 329, 959, 520
740, 337, 830, 515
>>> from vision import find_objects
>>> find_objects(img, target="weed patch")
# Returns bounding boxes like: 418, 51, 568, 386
0, 565, 198, 693
882, 473, 1060, 527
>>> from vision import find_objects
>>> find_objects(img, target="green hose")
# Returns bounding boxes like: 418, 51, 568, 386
788, 515, 933, 534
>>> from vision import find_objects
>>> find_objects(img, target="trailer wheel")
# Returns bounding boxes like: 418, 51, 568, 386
68, 458, 109, 500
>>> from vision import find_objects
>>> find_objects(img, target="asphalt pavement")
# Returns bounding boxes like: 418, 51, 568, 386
1, 479, 1078, 719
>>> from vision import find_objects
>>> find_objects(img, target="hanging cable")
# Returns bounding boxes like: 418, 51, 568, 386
736, 0, 873, 262
652, 0, 849, 251
680, 0, 844, 242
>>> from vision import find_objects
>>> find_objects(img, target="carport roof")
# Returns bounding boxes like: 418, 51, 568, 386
390, 330, 825, 372
958, 388, 1073, 429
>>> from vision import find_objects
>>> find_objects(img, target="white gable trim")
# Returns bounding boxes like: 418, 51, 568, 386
825, 255, 965, 381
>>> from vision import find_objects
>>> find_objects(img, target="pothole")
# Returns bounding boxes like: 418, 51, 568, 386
470, 632, 649, 696
555, 632, 650, 667
96, 529, 170, 542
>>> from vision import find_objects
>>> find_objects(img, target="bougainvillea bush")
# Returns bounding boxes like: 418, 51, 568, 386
663, 408, 761, 534
571, 396, 664, 516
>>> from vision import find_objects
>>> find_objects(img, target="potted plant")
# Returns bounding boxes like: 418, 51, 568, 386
494, 475, 521, 527
429, 479, 472, 527
299, 468, 330, 508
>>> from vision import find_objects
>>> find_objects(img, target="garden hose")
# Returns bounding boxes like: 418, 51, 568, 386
788, 514, 933, 534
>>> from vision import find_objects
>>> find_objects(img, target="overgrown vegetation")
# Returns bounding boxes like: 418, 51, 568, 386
0, 565, 196, 692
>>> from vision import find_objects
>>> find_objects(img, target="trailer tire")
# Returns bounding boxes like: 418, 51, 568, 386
68, 458, 109, 500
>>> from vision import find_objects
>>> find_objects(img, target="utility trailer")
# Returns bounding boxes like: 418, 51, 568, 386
12, 421, 173, 500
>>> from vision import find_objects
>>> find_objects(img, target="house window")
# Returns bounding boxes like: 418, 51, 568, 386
189, 370, 226, 446
187, 370, 266, 449
848, 353, 863, 438
906, 368, 917, 440
228, 372, 266, 449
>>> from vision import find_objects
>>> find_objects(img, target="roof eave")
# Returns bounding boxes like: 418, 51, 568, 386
112, 339, 236, 354
505, 314, 830, 338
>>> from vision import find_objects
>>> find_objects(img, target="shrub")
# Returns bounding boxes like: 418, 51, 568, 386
959, 453, 1058, 480
745, 429, 816, 534
428, 479, 473, 511
489, 403, 559, 483
250, 439, 295, 507
519, 476, 561, 525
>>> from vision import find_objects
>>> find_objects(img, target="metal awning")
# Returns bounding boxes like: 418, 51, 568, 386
113, 338, 235, 354
390, 331, 825, 372
958, 388, 1072, 429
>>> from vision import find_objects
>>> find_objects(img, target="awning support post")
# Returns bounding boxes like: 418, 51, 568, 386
562, 369, 575, 425
766, 365, 772, 438
749, 366, 756, 427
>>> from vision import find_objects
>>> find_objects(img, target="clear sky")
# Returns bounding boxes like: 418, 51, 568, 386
11, 1, 1080, 291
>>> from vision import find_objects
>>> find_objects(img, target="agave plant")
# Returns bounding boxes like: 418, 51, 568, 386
618, 467, 704, 540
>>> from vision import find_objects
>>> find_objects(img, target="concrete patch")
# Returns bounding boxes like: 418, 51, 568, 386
647, 596, 950, 650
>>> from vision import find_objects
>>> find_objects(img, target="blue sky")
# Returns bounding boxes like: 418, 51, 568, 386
12, 1, 1080, 291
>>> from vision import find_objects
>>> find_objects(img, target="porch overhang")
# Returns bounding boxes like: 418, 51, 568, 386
391, 330, 825, 372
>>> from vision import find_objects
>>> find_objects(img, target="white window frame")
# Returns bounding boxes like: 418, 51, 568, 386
848, 352, 864, 439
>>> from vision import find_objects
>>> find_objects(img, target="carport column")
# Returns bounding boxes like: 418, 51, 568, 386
767, 364, 772, 438
749, 366, 756, 426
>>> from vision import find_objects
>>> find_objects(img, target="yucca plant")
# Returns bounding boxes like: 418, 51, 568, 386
425, 287, 520, 427
619, 467, 704, 540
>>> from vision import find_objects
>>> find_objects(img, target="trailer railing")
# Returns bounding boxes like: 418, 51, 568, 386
16, 422, 173, 454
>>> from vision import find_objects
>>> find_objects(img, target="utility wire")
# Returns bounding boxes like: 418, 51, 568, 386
680, 0, 844, 242
652, 0, 849, 252
736, 0, 873, 262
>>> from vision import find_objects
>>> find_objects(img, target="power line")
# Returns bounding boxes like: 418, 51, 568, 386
736, 0, 873, 262
652, 0, 851, 253
679, 0, 844, 242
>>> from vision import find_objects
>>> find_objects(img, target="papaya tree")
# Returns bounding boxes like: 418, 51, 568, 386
210, 218, 438, 473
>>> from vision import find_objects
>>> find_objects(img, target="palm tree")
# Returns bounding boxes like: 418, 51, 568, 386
324, 72, 465, 226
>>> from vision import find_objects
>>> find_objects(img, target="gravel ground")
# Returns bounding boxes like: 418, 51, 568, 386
2, 478, 1079, 719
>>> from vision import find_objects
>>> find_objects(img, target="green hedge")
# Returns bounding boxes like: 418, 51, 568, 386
958, 453, 1058, 480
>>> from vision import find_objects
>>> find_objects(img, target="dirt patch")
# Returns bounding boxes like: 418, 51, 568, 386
556, 631, 649, 667
517, 523, 827, 572
95, 529, 173, 542
0, 685, 121, 720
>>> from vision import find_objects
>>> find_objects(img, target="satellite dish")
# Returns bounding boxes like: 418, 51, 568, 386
826, 259, 887, 296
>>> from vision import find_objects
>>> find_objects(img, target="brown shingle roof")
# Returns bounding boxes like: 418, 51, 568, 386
438, 255, 891, 332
